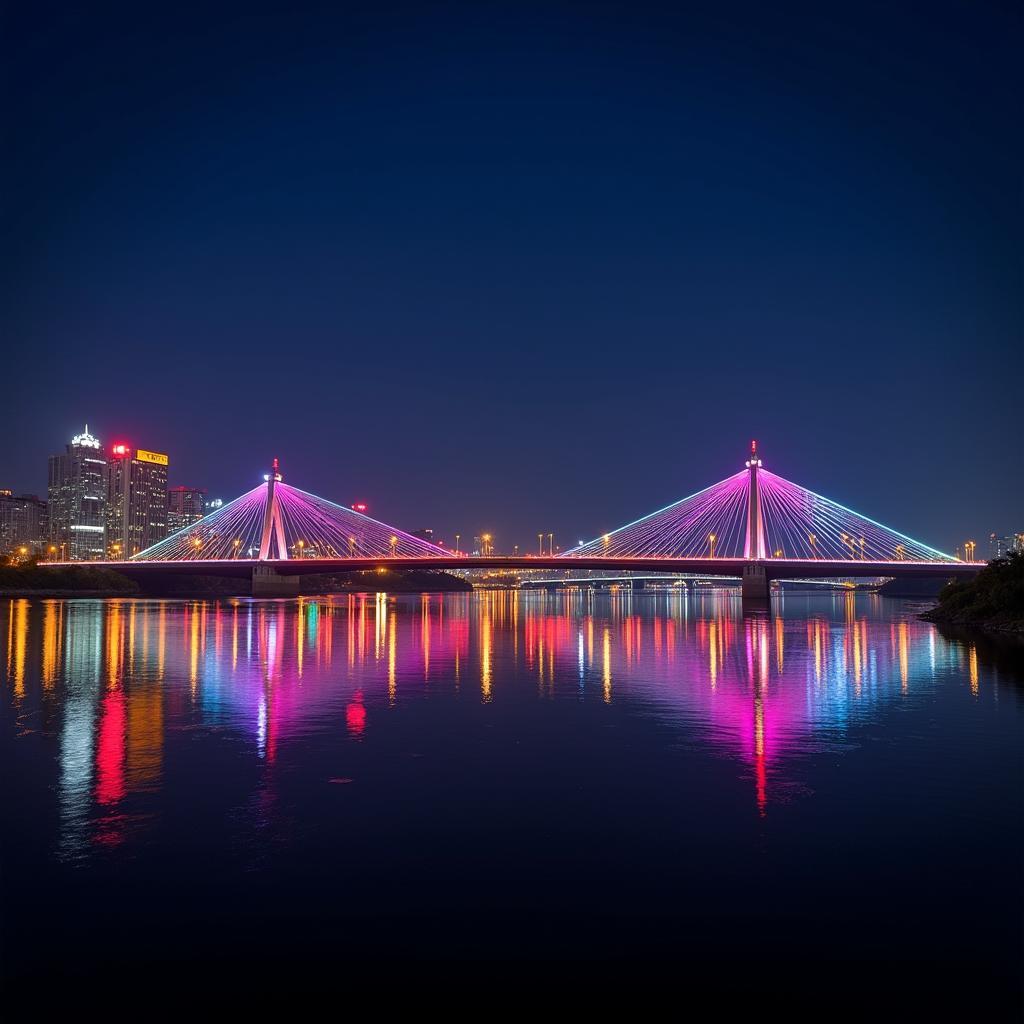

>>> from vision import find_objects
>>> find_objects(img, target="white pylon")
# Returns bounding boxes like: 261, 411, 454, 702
258, 457, 289, 560
744, 440, 767, 560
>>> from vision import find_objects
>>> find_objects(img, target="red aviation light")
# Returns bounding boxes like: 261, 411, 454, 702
111, 443, 130, 457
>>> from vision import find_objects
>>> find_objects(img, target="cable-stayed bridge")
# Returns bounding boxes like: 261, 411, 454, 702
61, 444, 980, 598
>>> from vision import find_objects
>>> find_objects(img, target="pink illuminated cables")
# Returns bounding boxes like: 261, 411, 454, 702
570, 467, 956, 563
131, 481, 448, 561
133, 458, 957, 565
271, 483, 446, 558
571, 472, 751, 558
130, 484, 268, 559
756, 470, 954, 562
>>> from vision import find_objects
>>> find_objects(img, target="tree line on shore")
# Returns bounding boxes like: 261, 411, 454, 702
923, 551, 1024, 632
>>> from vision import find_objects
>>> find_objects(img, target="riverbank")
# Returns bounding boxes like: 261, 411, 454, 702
0, 563, 472, 598
0, 564, 138, 596
0, 589, 143, 598
920, 552, 1024, 635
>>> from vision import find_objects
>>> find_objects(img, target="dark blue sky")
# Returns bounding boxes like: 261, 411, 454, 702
3, 1, 1020, 552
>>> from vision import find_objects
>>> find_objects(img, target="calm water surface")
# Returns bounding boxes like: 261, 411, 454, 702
2, 590, 1021, 1000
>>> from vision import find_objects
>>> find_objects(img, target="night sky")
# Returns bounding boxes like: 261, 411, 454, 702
3, 2, 1020, 553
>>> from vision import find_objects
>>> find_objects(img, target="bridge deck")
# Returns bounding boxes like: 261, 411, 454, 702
45, 555, 983, 581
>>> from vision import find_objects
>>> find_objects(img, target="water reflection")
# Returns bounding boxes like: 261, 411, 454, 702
2, 589, 1019, 856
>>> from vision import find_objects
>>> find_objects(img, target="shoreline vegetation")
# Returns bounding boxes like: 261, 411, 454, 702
0, 562, 137, 596
0, 560, 472, 597
920, 551, 1024, 634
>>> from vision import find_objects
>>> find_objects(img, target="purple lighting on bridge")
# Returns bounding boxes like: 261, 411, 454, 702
129, 444, 959, 568
570, 443, 956, 564
133, 477, 448, 562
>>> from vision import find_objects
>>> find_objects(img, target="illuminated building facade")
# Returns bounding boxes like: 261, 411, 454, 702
0, 490, 48, 556
988, 532, 1024, 559
105, 443, 169, 558
47, 426, 107, 560
167, 486, 207, 535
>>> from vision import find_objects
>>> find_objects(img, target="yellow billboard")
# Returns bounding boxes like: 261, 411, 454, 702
136, 449, 169, 466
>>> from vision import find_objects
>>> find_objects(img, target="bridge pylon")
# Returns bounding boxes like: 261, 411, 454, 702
742, 440, 770, 603
741, 563, 770, 602
744, 440, 767, 561
253, 457, 299, 595
257, 457, 288, 560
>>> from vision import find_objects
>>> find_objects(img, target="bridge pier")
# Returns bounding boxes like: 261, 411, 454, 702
741, 562, 770, 602
252, 564, 301, 597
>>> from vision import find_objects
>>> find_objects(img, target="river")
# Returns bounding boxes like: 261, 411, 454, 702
2, 589, 1021, 1004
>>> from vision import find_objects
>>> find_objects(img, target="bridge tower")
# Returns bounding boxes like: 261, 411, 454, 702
742, 440, 770, 603
744, 440, 766, 560
257, 457, 288, 561
253, 457, 300, 596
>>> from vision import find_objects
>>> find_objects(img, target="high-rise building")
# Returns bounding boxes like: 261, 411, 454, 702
48, 426, 107, 560
105, 442, 169, 558
0, 491, 48, 557
167, 486, 207, 535
989, 532, 1024, 559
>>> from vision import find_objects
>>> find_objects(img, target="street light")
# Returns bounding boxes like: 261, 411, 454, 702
809, 533, 817, 558
455, 534, 460, 555
547, 533, 554, 556
389, 535, 398, 556
708, 533, 716, 558
538, 533, 543, 556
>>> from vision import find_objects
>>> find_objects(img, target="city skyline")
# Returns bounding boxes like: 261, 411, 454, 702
2, 424, 1014, 581
3, 420, 1018, 559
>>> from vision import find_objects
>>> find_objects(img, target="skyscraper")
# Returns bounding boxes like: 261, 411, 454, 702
167, 485, 207, 534
105, 442, 169, 558
47, 425, 107, 560
989, 532, 1024, 559
0, 490, 48, 557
